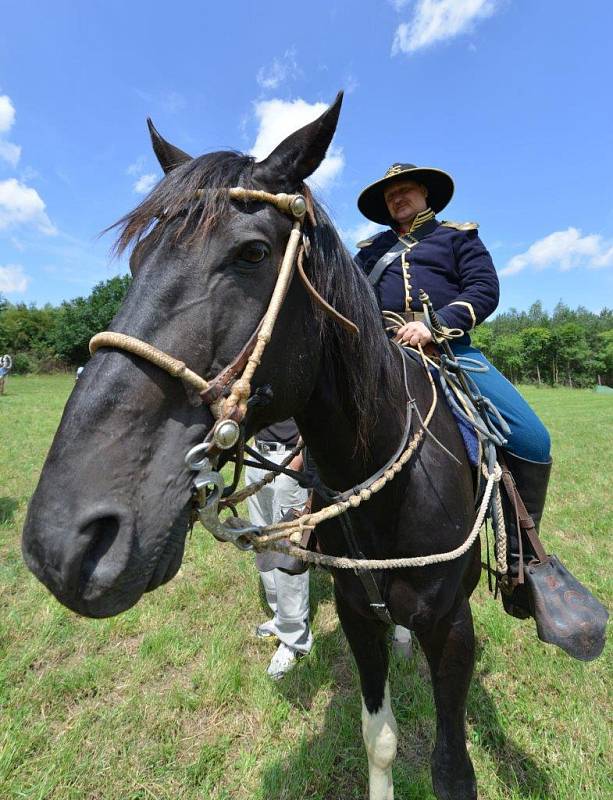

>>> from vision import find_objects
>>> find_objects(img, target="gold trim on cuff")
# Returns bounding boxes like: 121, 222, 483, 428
449, 300, 477, 329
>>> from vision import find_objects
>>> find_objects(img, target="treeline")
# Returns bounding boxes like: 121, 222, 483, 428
0, 276, 132, 373
471, 302, 613, 388
1, 282, 611, 387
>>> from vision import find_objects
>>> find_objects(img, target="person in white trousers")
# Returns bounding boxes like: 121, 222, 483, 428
246, 420, 312, 680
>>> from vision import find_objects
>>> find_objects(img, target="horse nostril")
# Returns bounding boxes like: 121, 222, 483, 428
79, 515, 121, 589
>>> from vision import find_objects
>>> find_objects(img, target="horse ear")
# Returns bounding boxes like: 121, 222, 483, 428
253, 91, 343, 189
146, 118, 192, 174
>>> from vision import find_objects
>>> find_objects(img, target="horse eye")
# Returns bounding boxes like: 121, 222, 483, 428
239, 241, 269, 264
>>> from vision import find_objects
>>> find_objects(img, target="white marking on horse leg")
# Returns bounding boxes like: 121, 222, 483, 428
362, 681, 398, 800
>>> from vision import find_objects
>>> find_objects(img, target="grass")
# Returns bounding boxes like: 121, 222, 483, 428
1, 375, 611, 799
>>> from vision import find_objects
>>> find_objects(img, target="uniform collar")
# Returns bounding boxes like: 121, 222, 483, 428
394, 207, 437, 243
395, 207, 435, 236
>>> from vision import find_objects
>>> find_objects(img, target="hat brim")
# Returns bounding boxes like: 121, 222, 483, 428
357, 167, 454, 224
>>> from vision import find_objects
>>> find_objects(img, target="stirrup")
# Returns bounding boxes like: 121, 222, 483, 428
521, 554, 608, 662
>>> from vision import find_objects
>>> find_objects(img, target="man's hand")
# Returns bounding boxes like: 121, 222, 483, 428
394, 321, 433, 347
288, 453, 304, 472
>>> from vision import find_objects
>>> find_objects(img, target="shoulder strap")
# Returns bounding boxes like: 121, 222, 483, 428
367, 240, 406, 287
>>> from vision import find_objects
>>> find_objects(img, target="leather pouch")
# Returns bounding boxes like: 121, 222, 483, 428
525, 555, 608, 662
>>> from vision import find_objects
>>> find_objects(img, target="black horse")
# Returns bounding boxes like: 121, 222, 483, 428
23, 93, 483, 799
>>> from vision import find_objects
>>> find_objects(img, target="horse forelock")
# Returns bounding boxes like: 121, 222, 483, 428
108, 151, 257, 256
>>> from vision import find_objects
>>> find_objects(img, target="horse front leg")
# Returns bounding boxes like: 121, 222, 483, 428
417, 594, 477, 800
335, 586, 397, 800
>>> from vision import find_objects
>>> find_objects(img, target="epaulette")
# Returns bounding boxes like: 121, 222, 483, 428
440, 220, 479, 231
356, 230, 386, 248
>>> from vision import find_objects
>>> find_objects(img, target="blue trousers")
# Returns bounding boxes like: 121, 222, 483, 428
451, 343, 551, 463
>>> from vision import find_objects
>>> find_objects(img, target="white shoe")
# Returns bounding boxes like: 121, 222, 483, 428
255, 619, 277, 639
267, 643, 301, 680
392, 625, 414, 660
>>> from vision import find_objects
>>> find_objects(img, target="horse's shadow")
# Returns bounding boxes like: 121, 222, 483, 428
257, 584, 554, 799
0, 496, 18, 526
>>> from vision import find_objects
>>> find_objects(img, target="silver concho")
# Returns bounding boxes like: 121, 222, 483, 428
212, 419, 240, 450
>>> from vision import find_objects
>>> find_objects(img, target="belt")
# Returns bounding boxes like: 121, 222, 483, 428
382, 310, 426, 323
396, 310, 425, 323
254, 440, 293, 453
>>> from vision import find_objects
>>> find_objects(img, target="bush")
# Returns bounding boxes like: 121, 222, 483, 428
11, 353, 35, 374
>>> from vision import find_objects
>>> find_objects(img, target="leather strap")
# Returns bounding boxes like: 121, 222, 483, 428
296, 247, 359, 336
367, 240, 406, 287
337, 513, 394, 625
199, 321, 263, 404
500, 458, 549, 585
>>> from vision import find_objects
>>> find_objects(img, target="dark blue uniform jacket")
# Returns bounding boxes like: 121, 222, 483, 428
354, 213, 500, 334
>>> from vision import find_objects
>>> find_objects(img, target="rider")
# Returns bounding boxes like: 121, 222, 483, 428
353, 163, 604, 655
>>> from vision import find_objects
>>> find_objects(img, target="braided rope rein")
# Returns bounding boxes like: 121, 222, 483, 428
232, 341, 508, 574
248, 462, 502, 570
223, 343, 438, 547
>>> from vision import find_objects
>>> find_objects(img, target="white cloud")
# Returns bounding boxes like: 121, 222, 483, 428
0, 178, 57, 235
126, 157, 159, 195
256, 48, 299, 91
0, 94, 20, 166
392, 0, 499, 55
250, 98, 344, 191
340, 219, 384, 249
0, 95, 16, 133
501, 227, 613, 277
0, 140, 21, 167
0, 263, 30, 293
133, 173, 158, 194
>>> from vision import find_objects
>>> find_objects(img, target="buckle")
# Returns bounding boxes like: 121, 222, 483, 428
256, 441, 275, 454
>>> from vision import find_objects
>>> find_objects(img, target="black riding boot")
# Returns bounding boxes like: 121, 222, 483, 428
499, 451, 608, 662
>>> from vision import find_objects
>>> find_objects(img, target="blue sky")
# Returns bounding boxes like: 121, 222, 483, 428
1, 0, 612, 315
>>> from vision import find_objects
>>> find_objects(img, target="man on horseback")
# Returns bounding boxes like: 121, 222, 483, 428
354, 163, 606, 656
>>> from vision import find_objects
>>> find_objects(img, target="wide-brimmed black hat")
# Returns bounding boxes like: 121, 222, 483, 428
357, 163, 454, 224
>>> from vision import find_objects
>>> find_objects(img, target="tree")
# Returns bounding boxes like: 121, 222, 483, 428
53, 275, 132, 365
0, 302, 58, 358
521, 327, 552, 385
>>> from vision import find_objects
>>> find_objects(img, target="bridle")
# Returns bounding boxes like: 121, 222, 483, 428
89, 186, 360, 545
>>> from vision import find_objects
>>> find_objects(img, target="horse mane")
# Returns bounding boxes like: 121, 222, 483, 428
303, 202, 403, 452
109, 150, 403, 453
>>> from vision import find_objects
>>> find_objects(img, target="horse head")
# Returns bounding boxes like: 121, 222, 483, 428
22, 94, 347, 618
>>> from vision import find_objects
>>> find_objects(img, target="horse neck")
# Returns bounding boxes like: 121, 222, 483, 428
295, 345, 410, 492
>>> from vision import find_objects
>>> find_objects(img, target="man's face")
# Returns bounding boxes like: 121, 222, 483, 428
384, 180, 428, 225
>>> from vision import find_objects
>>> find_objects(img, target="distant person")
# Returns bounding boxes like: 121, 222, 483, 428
76, 366, 84, 380
246, 419, 312, 680
0, 354, 12, 395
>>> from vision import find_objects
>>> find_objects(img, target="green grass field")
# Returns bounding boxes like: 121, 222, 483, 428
1, 375, 611, 799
